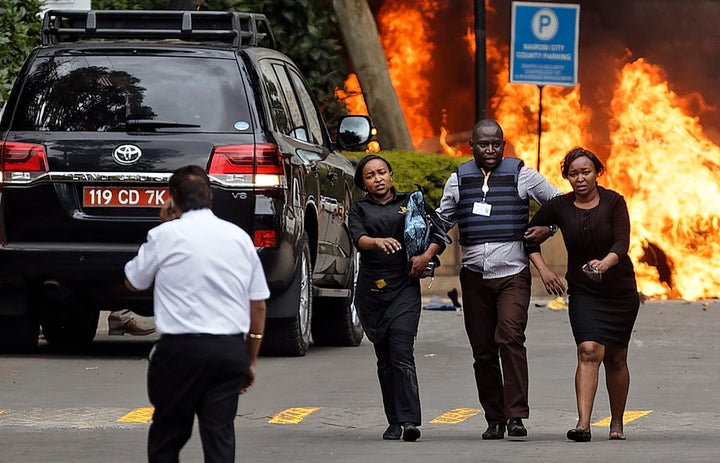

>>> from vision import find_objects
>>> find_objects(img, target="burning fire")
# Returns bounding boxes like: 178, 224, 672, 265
335, 73, 368, 116
606, 59, 720, 300
487, 39, 592, 187
339, 2, 720, 299
376, 0, 436, 144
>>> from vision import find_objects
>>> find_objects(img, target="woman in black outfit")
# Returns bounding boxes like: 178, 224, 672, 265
348, 155, 443, 442
526, 147, 639, 442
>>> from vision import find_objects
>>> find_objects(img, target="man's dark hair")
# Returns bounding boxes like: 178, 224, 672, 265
472, 119, 504, 141
168, 165, 213, 212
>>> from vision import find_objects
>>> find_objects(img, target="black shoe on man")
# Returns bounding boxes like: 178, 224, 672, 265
382, 424, 402, 440
507, 418, 527, 437
402, 423, 421, 442
482, 424, 506, 440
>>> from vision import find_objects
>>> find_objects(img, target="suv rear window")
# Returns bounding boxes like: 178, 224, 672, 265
11, 54, 251, 133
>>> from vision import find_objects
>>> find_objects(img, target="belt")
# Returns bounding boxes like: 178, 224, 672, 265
161, 333, 244, 339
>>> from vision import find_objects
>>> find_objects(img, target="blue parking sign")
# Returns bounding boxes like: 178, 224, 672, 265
510, 2, 579, 86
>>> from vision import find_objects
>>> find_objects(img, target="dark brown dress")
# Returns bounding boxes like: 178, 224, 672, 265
528, 187, 640, 347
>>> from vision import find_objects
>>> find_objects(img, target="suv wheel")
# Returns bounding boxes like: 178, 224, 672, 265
0, 286, 39, 353
261, 233, 313, 356
39, 299, 99, 351
311, 248, 363, 346
0, 314, 40, 354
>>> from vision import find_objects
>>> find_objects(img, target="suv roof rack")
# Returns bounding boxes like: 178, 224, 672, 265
41, 9, 276, 50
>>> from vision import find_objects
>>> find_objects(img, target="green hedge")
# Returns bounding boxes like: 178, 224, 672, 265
346, 151, 471, 209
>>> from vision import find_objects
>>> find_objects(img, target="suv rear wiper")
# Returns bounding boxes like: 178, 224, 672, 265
123, 119, 201, 131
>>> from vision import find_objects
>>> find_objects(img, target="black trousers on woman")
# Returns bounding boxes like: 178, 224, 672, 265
373, 309, 422, 426
147, 334, 248, 463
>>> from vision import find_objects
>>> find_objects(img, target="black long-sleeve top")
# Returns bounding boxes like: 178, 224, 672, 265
526, 186, 637, 295
348, 190, 446, 278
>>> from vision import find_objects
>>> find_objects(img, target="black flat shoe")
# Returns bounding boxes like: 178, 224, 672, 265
507, 418, 527, 437
402, 423, 421, 442
482, 424, 506, 440
383, 424, 402, 440
567, 428, 591, 442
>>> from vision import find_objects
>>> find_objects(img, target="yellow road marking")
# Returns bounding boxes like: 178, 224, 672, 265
593, 410, 652, 427
430, 408, 483, 424
117, 407, 155, 423
0, 409, 4, 415
269, 407, 320, 424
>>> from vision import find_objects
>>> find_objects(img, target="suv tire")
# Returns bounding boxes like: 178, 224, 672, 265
311, 248, 363, 346
261, 233, 313, 356
0, 314, 39, 354
39, 298, 99, 351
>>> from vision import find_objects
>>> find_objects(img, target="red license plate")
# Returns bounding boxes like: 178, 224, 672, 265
83, 187, 169, 207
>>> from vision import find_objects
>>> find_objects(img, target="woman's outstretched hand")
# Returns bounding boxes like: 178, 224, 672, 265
375, 237, 402, 255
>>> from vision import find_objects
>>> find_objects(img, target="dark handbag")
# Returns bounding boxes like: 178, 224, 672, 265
403, 191, 447, 280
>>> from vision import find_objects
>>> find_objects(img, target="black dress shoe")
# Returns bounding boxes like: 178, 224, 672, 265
567, 428, 592, 442
402, 423, 421, 442
507, 418, 527, 437
383, 424, 402, 440
481, 424, 506, 440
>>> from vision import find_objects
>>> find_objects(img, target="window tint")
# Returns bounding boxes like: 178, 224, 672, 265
272, 63, 309, 142
258, 60, 290, 135
289, 69, 326, 147
11, 55, 251, 133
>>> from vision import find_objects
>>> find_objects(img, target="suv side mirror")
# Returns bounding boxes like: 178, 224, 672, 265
336, 115, 374, 149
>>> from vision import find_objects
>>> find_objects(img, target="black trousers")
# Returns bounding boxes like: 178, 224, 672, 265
147, 334, 248, 463
372, 310, 422, 426
460, 267, 531, 425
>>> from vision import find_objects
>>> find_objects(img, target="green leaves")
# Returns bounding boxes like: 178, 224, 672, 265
0, 0, 43, 104
239, 0, 349, 128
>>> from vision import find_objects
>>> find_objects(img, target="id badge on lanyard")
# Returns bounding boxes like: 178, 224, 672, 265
472, 171, 492, 217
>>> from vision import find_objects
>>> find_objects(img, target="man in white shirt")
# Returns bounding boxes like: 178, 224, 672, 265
125, 165, 269, 462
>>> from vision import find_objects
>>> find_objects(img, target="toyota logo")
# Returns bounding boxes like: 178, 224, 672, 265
113, 145, 143, 165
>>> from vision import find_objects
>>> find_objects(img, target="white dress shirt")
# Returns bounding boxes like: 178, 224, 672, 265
437, 165, 561, 278
125, 209, 270, 335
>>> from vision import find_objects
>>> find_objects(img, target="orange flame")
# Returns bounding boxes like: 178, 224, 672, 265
606, 58, 720, 300
338, 3, 719, 299
486, 39, 592, 186
335, 73, 368, 116
439, 108, 463, 156
376, 0, 435, 145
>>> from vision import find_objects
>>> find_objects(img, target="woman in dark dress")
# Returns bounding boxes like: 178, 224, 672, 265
348, 155, 443, 442
526, 147, 640, 442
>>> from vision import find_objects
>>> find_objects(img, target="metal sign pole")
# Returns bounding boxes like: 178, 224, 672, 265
537, 84, 543, 172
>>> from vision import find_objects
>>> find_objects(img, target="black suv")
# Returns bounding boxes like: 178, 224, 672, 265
0, 10, 373, 355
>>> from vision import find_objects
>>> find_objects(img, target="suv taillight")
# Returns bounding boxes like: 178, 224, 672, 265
253, 230, 277, 248
1, 142, 48, 173
208, 144, 284, 177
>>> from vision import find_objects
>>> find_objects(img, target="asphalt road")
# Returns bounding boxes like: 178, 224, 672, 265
1, 298, 719, 462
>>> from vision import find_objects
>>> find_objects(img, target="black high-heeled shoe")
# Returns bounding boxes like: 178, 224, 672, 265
567, 428, 591, 442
